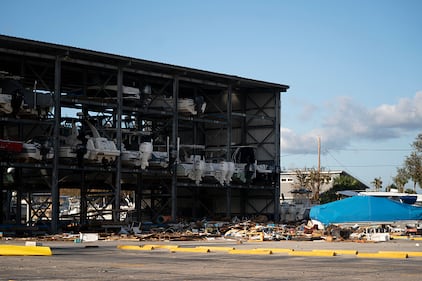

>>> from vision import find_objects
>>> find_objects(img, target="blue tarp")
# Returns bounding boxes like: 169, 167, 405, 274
309, 196, 422, 225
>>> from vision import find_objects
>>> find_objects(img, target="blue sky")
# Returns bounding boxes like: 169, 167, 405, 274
1, 0, 421, 190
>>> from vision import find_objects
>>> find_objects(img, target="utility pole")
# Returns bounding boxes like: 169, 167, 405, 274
317, 136, 321, 173
316, 136, 321, 200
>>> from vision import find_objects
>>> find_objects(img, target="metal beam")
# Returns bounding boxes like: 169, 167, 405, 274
171, 77, 179, 221
246, 94, 274, 126
274, 89, 281, 222
0, 168, 3, 224
0, 47, 56, 60
113, 68, 123, 222
226, 85, 232, 218
0, 47, 230, 88
51, 56, 61, 233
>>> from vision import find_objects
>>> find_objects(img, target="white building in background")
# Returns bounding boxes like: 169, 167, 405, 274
279, 170, 369, 222
281, 170, 337, 201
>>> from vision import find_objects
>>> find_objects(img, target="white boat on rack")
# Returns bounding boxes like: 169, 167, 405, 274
121, 141, 153, 169
176, 145, 235, 185
177, 145, 207, 185
59, 121, 84, 161
149, 150, 169, 168
0, 92, 14, 114
0, 73, 24, 115
148, 96, 206, 115
16, 137, 54, 162
203, 160, 235, 186
60, 118, 120, 164
84, 121, 120, 164
148, 137, 170, 169
87, 85, 141, 100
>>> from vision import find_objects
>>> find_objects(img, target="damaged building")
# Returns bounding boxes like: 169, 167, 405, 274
0, 35, 289, 234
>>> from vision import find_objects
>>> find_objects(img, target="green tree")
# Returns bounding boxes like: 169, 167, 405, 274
393, 167, 409, 193
371, 177, 382, 191
395, 133, 422, 192
293, 169, 330, 202
371, 177, 383, 191
405, 188, 417, 194
385, 183, 396, 192
404, 151, 422, 192
293, 169, 309, 191
319, 175, 361, 204
307, 169, 330, 201
413, 133, 422, 151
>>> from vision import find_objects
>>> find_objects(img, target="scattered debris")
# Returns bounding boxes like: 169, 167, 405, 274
1, 216, 421, 243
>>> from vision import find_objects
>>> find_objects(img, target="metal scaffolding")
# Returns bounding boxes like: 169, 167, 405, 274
0, 35, 289, 234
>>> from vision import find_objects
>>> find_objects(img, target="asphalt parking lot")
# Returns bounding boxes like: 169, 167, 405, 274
1, 239, 422, 281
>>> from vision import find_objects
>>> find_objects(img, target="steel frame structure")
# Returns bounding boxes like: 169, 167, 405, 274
0, 35, 288, 233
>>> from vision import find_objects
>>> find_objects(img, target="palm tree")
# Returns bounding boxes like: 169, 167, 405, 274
319, 175, 361, 204
371, 177, 383, 191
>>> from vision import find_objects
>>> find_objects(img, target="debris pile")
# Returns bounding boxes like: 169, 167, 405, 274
2, 217, 422, 243
115, 219, 422, 243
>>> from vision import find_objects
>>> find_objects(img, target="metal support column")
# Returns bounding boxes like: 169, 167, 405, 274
15, 188, 22, 224
135, 173, 142, 222
80, 170, 87, 225
273, 89, 281, 222
51, 56, 61, 233
0, 168, 3, 224
80, 103, 88, 226
113, 68, 123, 222
27, 191, 32, 226
5, 190, 12, 222
226, 85, 232, 218
171, 77, 179, 221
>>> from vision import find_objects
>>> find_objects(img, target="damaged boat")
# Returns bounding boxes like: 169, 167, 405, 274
0, 72, 53, 118
177, 145, 206, 185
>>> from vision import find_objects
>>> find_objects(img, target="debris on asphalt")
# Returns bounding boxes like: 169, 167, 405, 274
2, 216, 421, 243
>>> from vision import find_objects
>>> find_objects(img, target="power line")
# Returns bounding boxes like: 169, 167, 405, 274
327, 164, 400, 168
324, 150, 375, 187
324, 149, 403, 168
334, 148, 411, 152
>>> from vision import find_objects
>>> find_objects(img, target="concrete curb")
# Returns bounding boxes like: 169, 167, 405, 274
171, 247, 210, 253
357, 252, 408, 259
143, 244, 179, 249
196, 246, 235, 251
391, 236, 422, 241
378, 251, 422, 257
289, 250, 336, 257
117, 245, 422, 260
312, 249, 358, 255
117, 245, 154, 251
258, 248, 293, 253
229, 249, 273, 255
0, 245, 52, 256
404, 252, 422, 257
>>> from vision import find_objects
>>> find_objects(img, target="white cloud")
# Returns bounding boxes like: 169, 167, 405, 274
298, 103, 319, 122
372, 91, 422, 129
282, 92, 422, 154
281, 128, 320, 154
